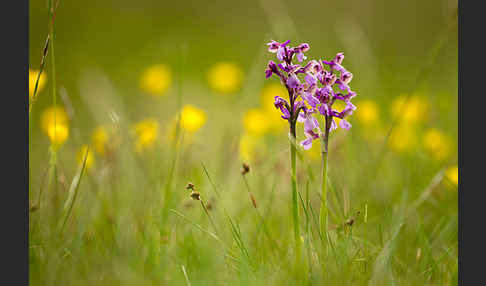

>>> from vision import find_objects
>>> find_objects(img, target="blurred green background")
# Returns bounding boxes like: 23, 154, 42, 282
29, 0, 458, 285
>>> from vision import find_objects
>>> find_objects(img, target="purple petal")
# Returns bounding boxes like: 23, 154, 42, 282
324, 73, 337, 86
287, 74, 301, 89
337, 80, 351, 92
297, 111, 306, 123
297, 52, 306, 62
267, 40, 280, 53
319, 104, 329, 116
341, 71, 353, 84
294, 100, 306, 111
300, 137, 313, 150
280, 108, 291, 119
277, 46, 286, 61
273, 96, 287, 108
322, 60, 333, 66
338, 101, 357, 118
304, 116, 315, 132
333, 63, 346, 72
265, 60, 280, 79
334, 52, 344, 65
330, 119, 338, 131
339, 119, 351, 130
305, 73, 317, 86
297, 43, 310, 53
304, 60, 322, 74
303, 92, 319, 107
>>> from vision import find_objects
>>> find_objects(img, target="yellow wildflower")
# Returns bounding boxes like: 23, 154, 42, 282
180, 105, 207, 132
29, 69, 47, 100
356, 100, 379, 126
46, 123, 69, 146
306, 138, 321, 161
243, 108, 271, 137
133, 119, 159, 153
140, 65, 172, 96
445, 165, 458, 187
239, 133, 258, 162
208, 62, 243, 94
388, 124, 417, 153
40, 106, 69, 134
91, 126, 109, 156
260, 84, 287, 111
76, 144, 95, 170
422, 128, 452, 161
391, 94, 429, 124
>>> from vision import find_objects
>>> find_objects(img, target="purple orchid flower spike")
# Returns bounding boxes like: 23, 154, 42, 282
265, 40, 357, 148
264, 40, 358, 257
265, 40, 314, 252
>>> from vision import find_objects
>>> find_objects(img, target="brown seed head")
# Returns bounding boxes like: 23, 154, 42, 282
241, 163, 250, 175
190, 190, 200, 201
346, 218, 354, 227
186, 182, 195, 190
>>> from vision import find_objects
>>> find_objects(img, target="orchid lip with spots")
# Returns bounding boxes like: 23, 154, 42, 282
265, 40, 357, 150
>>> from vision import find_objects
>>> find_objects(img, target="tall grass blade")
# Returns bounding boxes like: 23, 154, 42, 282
59, 146, 90, 234
181, 265, 191, 286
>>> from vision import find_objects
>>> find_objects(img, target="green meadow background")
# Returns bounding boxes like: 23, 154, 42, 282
29, 0, 458, 285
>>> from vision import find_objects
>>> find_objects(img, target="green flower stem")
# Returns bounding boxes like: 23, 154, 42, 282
318, 116, 330, 279
318, 115, 332, 280
289, 123, 301, 264
319, 133, 329, 244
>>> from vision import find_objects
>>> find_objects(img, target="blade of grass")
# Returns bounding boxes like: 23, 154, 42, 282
181, 265, 191, 286
59, 145, 90, 235
169, 209, 221, 242
29, 35, 50, 115
201, 163, 252, 264
242, 174, 280, 254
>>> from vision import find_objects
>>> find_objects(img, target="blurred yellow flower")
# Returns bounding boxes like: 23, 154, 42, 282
239, 133, 258, 162
91, 126, 109, 156
445, 165, 458, 187
260, 84, 287, 111
77, 144, 95, 170
391, 94, 429, 124
422, 128, 452, 161
306, 138, 321, 161
47, 123, 69, 146
133, 119, 159, 153
260, 84, 287, 132
243, 108, 271, 137
180, 105, 207, 132
208, 62, 243, 94
356, 100, 379, 126
140, 64, 172, 96
29, 69, 47, 100
388, 124, 417, 153
41, 106, 69, 134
